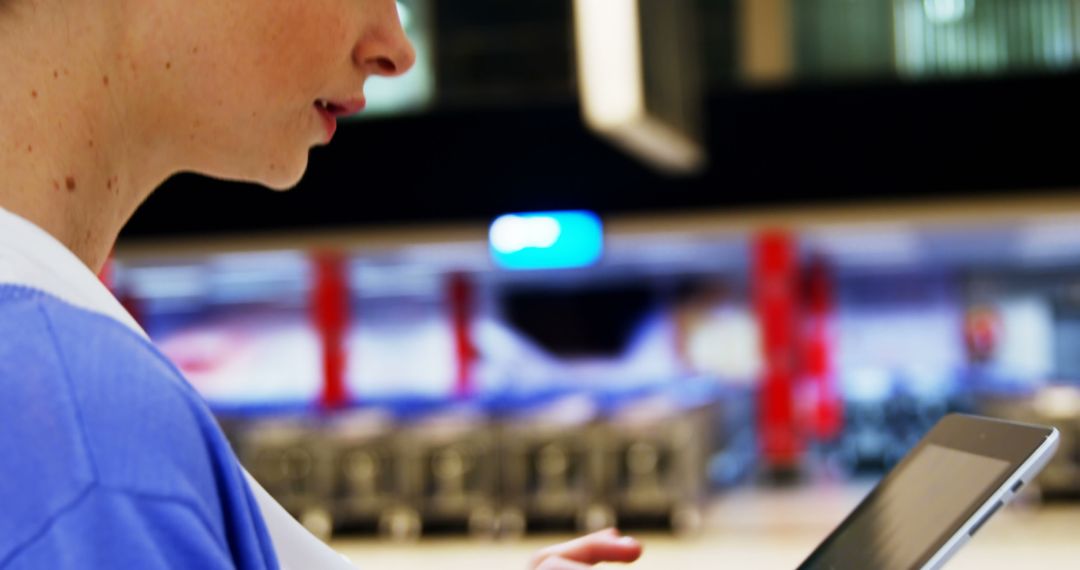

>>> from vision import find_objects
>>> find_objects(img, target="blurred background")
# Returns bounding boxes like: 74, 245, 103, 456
110, 0, 1080, 567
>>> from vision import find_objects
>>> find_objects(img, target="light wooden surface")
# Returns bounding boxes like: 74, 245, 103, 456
330, 484, 1080, 569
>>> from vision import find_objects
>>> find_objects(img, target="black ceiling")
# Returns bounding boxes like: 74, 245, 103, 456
122, 70, 1080, 242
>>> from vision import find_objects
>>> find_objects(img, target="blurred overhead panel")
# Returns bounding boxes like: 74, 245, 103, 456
435, 0, 574, 105
737, 0, 794, 84
793, 0, 894, 80
780, 0, 1080, 83
894, 0, 1078, 79
573, 0, 706, 175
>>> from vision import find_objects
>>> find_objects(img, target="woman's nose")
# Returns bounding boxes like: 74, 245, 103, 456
353, 3, 417, 78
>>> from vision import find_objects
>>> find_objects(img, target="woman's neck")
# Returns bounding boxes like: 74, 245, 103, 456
0, 1, 171, 273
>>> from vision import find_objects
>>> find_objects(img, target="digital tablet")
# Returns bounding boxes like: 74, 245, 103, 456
798, 414, 1059, 570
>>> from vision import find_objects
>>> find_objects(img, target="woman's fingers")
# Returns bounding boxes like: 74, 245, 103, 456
529, 528, 643, 569
533, 557, 594, 570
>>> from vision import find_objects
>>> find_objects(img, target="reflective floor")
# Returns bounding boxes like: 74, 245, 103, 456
331, 484, 1080, 569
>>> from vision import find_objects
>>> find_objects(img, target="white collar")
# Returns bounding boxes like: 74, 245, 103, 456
0, 205, 354, 570
0, 206, 147, 337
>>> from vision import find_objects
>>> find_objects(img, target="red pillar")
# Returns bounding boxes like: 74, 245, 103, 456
99, 252, 144, 327
447, 273, 477, 398
803, 255, 842, 441
312, 252, 350, 409
753, 230, 803, 471
98, 254, 115, 288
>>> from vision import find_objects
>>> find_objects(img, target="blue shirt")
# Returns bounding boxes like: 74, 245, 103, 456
0, 205, 353, 570
0, 286, 279, 569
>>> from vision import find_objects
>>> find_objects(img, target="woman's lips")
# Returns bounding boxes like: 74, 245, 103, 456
314, 98, 366, 142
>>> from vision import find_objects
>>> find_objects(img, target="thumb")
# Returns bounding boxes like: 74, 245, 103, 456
534, 529, 643, 566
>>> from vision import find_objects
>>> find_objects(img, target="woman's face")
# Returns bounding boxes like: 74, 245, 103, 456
141, 0, 415, 189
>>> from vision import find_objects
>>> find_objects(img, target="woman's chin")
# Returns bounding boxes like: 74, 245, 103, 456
260, 157, 308, 192
264, 175, 302, 192
196, 147, 309, 191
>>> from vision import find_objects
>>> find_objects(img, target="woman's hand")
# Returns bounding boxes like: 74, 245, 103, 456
528, 528, 643, 570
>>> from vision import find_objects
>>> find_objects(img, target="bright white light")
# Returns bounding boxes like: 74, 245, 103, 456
574, 0, 644, 129
923, 0, 971, 24
490, 215, 562, 254
843, 367, 894, 403
686, 309, 762, 383
573, 0, 705, 174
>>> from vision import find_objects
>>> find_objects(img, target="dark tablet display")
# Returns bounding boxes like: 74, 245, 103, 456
798, 414, 1057, 570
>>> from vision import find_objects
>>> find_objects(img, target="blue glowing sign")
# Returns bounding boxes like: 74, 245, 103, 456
489, 211, 603, 270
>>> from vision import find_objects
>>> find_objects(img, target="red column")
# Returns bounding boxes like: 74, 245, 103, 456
753, 230, 803, 471
803, 255, 842, 441
99, 252, 144, 327
312, 252, 350, 409
447, 273, 477, 398
98, 254, 115, 288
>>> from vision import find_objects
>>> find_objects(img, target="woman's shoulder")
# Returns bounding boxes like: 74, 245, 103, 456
0, 286, 242, 529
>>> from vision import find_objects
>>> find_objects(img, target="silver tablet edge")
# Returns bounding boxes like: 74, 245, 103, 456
920, 427, 1061, 570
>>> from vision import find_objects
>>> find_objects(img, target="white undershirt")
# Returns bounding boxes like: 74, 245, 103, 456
0, 205, 355, 570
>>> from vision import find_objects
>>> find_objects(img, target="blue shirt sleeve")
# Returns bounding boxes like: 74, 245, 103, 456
2, 485, 237, 569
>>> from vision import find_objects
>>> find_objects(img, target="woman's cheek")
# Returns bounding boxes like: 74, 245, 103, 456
264, 3, 353, 92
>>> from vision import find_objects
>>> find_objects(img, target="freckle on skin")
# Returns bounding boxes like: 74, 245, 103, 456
103, 75, 109, 86
65, 177, 76, 192
165, 61, 172, 70
53, 70, 58, 79
31, 90, 37, 99
88, 140, 94, 148
26, 145, 32, 153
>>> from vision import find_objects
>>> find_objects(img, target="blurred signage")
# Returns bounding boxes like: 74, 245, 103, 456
489, 211, 603, 270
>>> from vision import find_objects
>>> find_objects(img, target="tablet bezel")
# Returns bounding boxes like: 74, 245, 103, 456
797, 413, 1058, 570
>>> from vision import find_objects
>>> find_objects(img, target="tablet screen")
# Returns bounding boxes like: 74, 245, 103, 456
800, 444, 1010, 570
